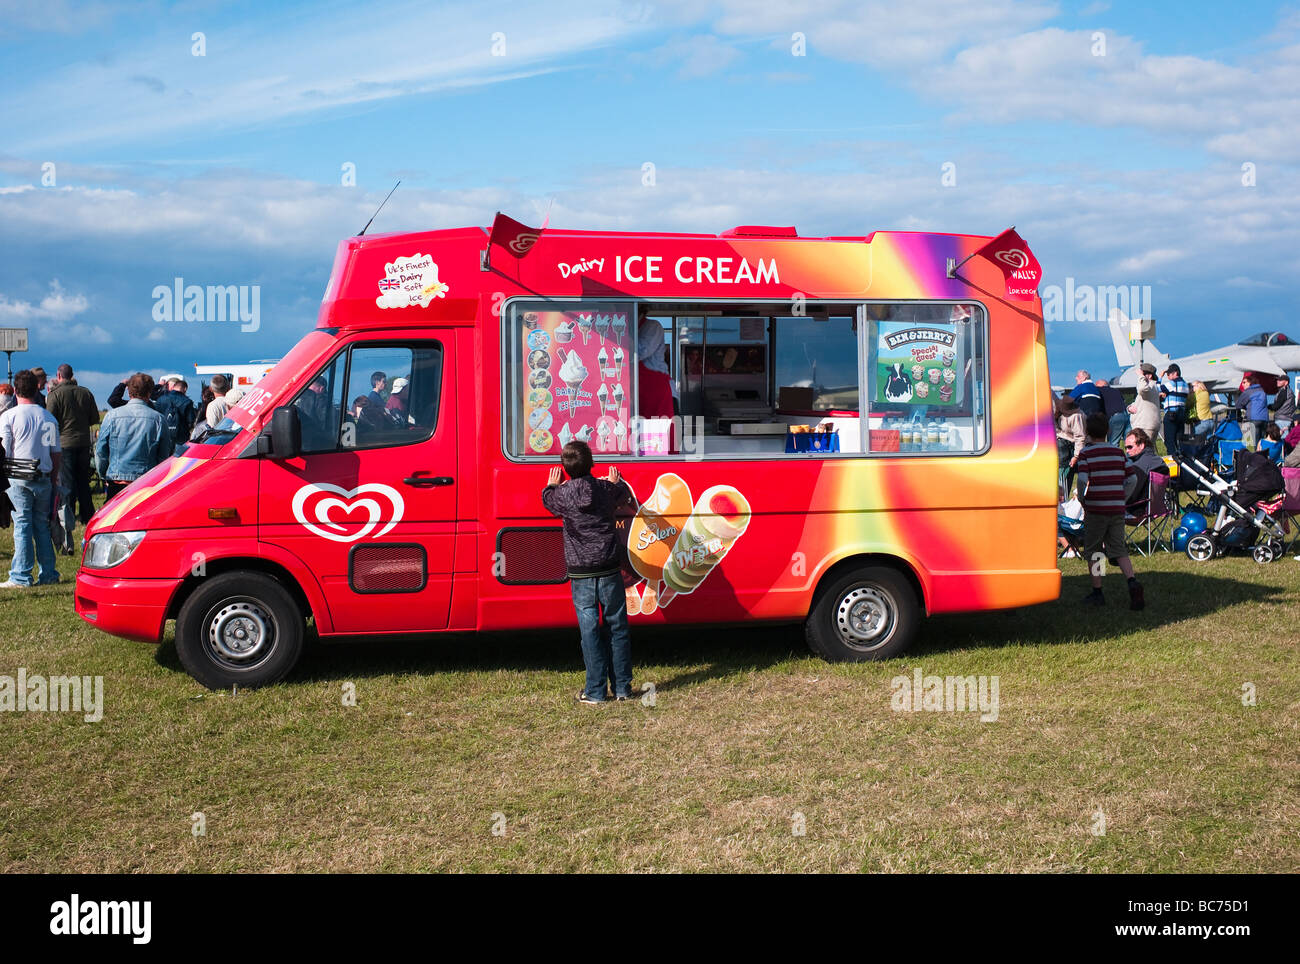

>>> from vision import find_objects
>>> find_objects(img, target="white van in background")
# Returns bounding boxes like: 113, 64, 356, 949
194, 360, 280, 391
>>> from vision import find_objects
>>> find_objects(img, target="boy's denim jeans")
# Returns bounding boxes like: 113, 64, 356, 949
570, 573, 632, 701
7, 478, 60, 586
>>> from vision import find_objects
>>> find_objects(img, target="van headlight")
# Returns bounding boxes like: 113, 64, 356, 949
84, 531, 147, 569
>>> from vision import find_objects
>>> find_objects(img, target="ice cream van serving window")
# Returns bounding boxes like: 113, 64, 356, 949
502, 300, 987, 459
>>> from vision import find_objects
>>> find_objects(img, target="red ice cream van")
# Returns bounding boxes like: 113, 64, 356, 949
75, 221, 1060, 688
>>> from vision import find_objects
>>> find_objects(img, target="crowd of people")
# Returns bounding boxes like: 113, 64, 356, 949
1055, 366, 1300, 603
0, 364, 222, 589
1060, 366, 1297, 484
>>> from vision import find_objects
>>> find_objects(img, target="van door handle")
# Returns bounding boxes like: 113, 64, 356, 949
404, 476, 453, 487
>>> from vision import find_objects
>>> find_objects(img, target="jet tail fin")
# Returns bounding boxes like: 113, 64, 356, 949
1107, 310, 1138, 367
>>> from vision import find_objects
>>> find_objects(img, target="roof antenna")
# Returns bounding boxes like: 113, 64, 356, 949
357, 180, 401, 236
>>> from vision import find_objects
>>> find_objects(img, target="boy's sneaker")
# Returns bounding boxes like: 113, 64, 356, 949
1081, 589, 1104, 606
1128, 580, 1145, 611
576, 692, 607, 706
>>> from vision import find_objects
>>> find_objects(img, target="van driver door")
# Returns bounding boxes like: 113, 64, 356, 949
258, 334, 457, 634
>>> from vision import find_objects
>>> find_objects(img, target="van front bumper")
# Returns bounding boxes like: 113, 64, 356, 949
75, 572, 181, 643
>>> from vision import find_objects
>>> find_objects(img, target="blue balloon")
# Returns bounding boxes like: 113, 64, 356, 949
1172, 526, 1191, 552
1180, 511, 1208, 534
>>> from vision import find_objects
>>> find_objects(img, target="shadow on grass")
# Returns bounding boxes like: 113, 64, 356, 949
152, 569, 1285, 686
919, 568, 1286, 656
153, 618, 804, 690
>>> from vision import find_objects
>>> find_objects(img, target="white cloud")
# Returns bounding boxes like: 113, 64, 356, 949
636, 34, 742, 78
685, 3, 1300, 162
0, 279, 89, 323
701, 0, 1060, 67
1117, 248, 1185, 273
0, 280, 113, 354
1, 0, 654, 152
1225, 275, 1282, 290
0, 0, 119, 35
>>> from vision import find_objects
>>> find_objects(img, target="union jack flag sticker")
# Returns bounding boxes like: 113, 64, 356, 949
378, 278, 399, 291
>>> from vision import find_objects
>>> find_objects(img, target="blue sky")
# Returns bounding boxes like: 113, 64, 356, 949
2, 0, 1298, 401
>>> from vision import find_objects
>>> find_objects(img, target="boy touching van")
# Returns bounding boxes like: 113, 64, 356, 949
542, 441, 636, 704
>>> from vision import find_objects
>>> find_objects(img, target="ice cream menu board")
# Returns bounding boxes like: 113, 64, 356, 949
520, 305, 633, 455
875, 321, 964, 407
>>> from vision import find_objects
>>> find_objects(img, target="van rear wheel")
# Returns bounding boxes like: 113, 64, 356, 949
175, 572, 304, 689
805, 565, 919, 662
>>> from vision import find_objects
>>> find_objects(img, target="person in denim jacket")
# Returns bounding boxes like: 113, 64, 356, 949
95, 373, 174, 500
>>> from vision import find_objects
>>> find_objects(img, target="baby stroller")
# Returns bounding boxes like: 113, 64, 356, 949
1176, 451, 1288, 563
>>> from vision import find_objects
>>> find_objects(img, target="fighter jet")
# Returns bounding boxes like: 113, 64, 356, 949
1107, 310, 1300, 391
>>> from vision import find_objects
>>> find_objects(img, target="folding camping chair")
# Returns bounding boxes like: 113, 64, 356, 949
1216, 439, 1246, 475
1125, 470, 1174, 555
1281, 467, 1300, 556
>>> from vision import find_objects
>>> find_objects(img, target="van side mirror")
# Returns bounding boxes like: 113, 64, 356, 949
270, 405, 302, 459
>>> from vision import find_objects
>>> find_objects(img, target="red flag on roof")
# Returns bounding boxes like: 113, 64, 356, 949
488, 211, 546, 260
972, 228, 1041, 301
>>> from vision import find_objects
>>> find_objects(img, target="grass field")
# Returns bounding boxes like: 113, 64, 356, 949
2, 512, 1298, 873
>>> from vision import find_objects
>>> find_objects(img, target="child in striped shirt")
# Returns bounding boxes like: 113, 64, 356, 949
1076, 413, 1145, 610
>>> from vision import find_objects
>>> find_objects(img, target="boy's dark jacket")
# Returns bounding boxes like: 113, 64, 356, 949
542, 475, 635, 577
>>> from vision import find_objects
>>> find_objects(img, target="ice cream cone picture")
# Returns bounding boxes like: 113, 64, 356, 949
612, 313, 627, 341
598, 346, 611, 377
613, 383, 625, 408
597, 383, 609, 410
626, 473, 693, 613
613, 346, 625, 372
660, 485, 752, 602
577, 313, 594, 344
596, 420, 612, 450
556, 347, 588, 401
595, 314, 611, 341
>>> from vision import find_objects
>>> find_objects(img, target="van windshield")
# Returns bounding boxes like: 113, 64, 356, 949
193, 330, 338, 446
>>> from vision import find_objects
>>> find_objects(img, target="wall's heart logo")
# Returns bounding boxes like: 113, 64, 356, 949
291, 483, 405, 543
994, 249, 1029, 270
508, 232, 540, 255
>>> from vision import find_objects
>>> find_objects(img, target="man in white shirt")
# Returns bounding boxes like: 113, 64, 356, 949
206, 373, 231, 426
0, 370, 63, 587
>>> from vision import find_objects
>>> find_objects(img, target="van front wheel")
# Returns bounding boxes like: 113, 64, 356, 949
805, 566, 919, 662
175, 572, 305, 689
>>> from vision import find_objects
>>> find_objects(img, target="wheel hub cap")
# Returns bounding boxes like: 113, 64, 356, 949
210, 602, 273, 661
836, 587, 895, 650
